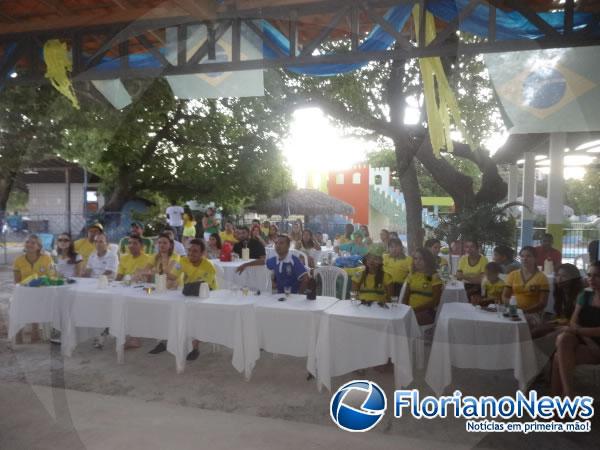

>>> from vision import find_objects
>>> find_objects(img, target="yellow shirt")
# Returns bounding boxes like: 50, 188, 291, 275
174, 257, 217, 290
505, 270, 549, 310
219, 231, 238, 244
13, 254, 54, 282
405, 271, 442, 309
352, 271, 392, 302
74, 238, 96, 265
117, 253, 154, 277
483, 278, 505, 300
458, 255, 488, 276
383, 254, 412, 283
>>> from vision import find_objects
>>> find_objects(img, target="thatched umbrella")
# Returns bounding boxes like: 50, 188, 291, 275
256, 189, 355, 221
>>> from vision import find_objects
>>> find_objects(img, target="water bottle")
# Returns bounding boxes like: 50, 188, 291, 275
509, 296, 518, 317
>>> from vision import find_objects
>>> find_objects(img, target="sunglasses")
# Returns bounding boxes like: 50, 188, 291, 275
57, 238, 70, 242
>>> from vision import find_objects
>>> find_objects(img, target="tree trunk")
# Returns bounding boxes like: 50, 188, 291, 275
395, 140, 423, 253
0, 175, 14, 213
102, 169, 134, 212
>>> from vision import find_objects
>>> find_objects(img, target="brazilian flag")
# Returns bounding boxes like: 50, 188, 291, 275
485, 46, 600, 134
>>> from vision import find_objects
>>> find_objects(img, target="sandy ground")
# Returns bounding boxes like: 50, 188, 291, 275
1, 253, 600, 449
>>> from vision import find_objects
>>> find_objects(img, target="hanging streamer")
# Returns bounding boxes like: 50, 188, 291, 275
43, 39, 79, 109
413, 5, 473, 157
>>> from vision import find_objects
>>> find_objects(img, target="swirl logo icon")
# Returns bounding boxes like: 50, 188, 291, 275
330, 380, 387, 432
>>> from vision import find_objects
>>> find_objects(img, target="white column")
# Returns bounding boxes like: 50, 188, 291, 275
547, 133, 566, 252
521, 152, 536, 247
507, 164, 519, 203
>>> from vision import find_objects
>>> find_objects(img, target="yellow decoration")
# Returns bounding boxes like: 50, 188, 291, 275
412, 5, 473, 157
43, 39, 79, 109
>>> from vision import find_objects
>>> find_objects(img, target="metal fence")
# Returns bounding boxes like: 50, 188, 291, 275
514, 227, 600, 261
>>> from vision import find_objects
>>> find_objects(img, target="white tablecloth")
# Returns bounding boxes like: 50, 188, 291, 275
8, 285, 69, 340
425, 303, 542, 395
313, 301, 423, 391
212, 259, 270, 291
184, 291, 260, 378
439, 281, 468, 309
254, 294, 338, 373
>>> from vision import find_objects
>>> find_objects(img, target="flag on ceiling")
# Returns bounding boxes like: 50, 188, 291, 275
485, 46, 600, 134
165, 22, 264, 99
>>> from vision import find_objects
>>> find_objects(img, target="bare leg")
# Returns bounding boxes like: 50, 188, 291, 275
550, 353, 562, 396
555, 331, 579, 398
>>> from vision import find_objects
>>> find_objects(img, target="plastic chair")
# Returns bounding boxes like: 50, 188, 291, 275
214, 263, 226, 289
574, 254, 590, 272
239, 265, 272, 292
314, 266, 347, 299
290, 249, 309, 266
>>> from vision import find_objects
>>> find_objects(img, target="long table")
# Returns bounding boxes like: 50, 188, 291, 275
9, 279, 423, 389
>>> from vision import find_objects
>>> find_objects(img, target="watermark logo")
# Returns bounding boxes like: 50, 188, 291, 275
330, 380, 387, 432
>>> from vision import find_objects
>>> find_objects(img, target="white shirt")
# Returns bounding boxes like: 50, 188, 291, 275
86, 250, 119, 278
166, 205, 185, 227
56, 254, 83, 278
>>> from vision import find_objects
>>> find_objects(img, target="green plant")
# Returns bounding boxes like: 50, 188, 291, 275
430, 202, 525, 253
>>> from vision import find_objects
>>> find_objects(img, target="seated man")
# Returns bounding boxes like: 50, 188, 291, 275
535, 233, 562, 270
116, 234, 154, 282
84, 233, 119, 279
233, 225, 266, 260
237, 235, 308, 294
118, 221, 154, 255
74, 222, 104, 266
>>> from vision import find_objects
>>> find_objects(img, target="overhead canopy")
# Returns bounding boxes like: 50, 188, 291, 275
256, 188, 355, 217
2, 0, 600, 86
515, 195, 574, 217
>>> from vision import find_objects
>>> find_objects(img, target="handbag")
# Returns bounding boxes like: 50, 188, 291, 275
182, 281, 201, 296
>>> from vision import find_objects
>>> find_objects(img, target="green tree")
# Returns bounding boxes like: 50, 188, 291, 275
566, 169, 600, 216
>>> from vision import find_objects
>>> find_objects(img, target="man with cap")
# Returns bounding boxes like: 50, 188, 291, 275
74, 222, 104, 266
119, 221, 154, 255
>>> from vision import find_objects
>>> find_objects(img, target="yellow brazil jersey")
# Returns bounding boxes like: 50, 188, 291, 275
117, 253, 154, 277
505, 270, 549, 310
174, 257, 217, 290
352, 271, 392, 302
219, 231, 238, 244
405, 271, 442, 309
383, 254, 412, 284
458, 254, 488, 276
483, 278, 505, 300
74, 238, 96, 265
13, 254, 54, 282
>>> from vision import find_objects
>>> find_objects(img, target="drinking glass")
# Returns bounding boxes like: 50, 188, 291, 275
350, 290, 360, 307
284, 286, 292, 297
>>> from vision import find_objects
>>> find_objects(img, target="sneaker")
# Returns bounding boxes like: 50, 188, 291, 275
93, 336, 104, 349
148, 341, 167, 354
186, 349, 199, 361
49, 338, 61, 345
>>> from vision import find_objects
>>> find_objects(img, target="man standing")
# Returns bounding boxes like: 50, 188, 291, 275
74, 223, 104, 266
165, 201, 184, 241
233, 226, 265, 260
84, 233, 119, 278
237, 235, 308, 294
119, 221, 154, 255
535, 233, 562, 269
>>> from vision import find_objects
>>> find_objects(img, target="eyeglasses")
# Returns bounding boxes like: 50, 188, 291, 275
57, 238, 70, 242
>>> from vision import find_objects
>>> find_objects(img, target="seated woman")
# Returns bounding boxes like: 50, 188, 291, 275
352, 249, 392, 305
144, 232, 180, 288
250, 223, 267, 247
13, 234, 55, 343
267, 224, 279, 245
359, 225, 373, 245
296, 229, 320, 268
424, 238, 448, 272
337, 232, 369, 257
455, 240, 488, 302
402, 248, 443, 325
206, 232, 222, 259
502, 246, 549, 326
471, 262, 504, 307
554, 263, 584, 321
54, 232, 83, 278
383, 238, 412, 297
551, 262, 600, 397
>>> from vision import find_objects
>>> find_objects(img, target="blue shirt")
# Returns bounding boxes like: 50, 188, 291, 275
266, 253, 308, 293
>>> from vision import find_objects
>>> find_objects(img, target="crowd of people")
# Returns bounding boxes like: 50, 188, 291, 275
10, 213, 600, 396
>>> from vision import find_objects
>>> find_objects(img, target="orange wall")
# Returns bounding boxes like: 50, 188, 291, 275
326, 166, 369, 225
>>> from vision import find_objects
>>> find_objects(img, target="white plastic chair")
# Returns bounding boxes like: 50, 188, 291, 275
214, 263, 226, 289
314, 266, 347, 299
574, 254, 590, 272
290, 249, 309, 267
239, 265, 272, 292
